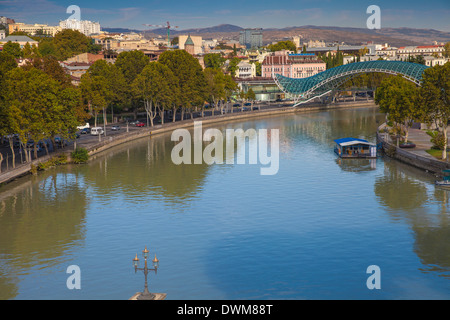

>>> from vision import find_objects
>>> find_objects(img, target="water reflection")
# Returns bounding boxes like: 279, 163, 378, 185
335, 158, 377, 172
375, 159, 450, 278
83, 134, 211, 208
0, 171, 88, 299
0, 106, 449, 299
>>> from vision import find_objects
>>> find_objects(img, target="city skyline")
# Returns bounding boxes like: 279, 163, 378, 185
1, 0, 449, 32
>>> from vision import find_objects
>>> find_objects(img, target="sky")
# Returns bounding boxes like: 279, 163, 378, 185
1, 0, 449, 32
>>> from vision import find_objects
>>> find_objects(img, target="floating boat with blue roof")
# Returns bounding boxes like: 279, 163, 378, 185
334, 137, 377, 159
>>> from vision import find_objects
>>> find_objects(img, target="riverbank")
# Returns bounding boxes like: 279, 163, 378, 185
377, 123, 450, 176
0, 100, 376, 185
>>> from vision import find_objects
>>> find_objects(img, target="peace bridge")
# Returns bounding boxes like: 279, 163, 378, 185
273, 60, 429, 106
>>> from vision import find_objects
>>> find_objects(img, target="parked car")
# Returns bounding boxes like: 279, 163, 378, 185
244, 102, 252, 106
80, 128, 91, 134
111, 125, 121, 131
233, 103, 241, 107
76, 123, 90, 130
135, 122, 145, 127
91, 127, 104, 135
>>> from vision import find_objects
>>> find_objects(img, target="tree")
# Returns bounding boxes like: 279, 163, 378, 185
115, 50, 150, 83
444, 42, 450, 58
23, 55, 71, 87
3, 67, 82, 159
158, 50, 208, 120
2, 41, 22, 58
247, 88, 256, 110
204, 53, 226, 69
53, 29, 92, 60
375, 75, 421, 144
0, 53, 18, 167
267, 41, 297, 53
132, 62, 179, 126
204, 67, 226, 116
227, 57, 241, 77
80, 72, 108, 127
419, 62, 450, 160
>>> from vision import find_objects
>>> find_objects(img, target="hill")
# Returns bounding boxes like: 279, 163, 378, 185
102, 24, 450, 47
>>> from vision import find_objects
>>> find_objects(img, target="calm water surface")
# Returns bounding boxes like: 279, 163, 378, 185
1, 106, 449, 300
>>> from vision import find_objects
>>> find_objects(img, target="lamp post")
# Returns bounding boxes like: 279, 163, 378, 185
132, 246, 159, 300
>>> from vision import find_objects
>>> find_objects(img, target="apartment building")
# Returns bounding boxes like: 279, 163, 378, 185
262, 52, 326, 79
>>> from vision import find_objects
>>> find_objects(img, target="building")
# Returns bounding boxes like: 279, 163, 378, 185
0, 30, 5, 40
239, 28, 263, 49
262, 52, 326, 79
8, 23, 62, 36
65, 52, 104, 64
396, 45, 445, 58
235, 60, 256, 79
59, 61, 94, 86
178, 35, 203, 54
0, 35, 39, 48
423, 56, 449, 67
183, 35, 195, 55
59, 19, 101, 36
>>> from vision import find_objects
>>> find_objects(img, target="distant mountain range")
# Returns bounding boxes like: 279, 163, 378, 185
101, 24, 450, 47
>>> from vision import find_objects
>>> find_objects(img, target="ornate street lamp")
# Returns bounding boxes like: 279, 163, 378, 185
133, 246, 159, 300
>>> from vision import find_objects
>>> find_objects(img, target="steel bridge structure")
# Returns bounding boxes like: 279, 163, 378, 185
273, 61, 429, 107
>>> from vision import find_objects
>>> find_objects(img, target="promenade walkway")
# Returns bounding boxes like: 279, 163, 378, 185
378, 124, 450, 175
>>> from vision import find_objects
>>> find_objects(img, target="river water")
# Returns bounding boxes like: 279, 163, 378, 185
0, 106, 449, 300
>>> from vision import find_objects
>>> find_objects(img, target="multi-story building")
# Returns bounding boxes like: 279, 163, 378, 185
59, 19, 101, 36
0, 30, 5, 40
262, 52, 326, 79
239, 28, 263, 49
8, 23, 62, 36
235, 61, 256, 79
396, 45, 445, 58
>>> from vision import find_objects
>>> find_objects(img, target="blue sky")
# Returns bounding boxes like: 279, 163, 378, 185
1, 0, 449, 31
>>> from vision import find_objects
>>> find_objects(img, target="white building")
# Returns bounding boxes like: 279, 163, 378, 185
235, 60, 256, 79
59, 19, 101, 36
423, 56, 449, 67
0, 30, 5, 40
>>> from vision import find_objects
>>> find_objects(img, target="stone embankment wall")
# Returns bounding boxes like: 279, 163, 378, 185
377, 123, 450, 176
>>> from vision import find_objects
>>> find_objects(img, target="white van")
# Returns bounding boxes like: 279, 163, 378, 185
90, 127, 104, 135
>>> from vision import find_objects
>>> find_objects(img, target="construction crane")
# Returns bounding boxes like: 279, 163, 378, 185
143, 21, 179, 47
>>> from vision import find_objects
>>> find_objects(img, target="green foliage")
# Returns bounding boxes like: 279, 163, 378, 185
52, 29, 92, 60
158, 50, 208, 110
71, 148, 89, 164
427, 130, 446, 150
444, 42, 450, 58
407, 55, 425, 65
227, 57, 241, 77
267, 41, 297, 53
319, 50, 344, 69
115, 50, 150, 83
375, 75, 421, 143
204, 53, 226, 69
37, 154, 68, 170
2, 41, 22, 58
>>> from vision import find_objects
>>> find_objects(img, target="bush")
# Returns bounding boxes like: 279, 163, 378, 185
71, 148, 89, 163
430, 131, 446, 150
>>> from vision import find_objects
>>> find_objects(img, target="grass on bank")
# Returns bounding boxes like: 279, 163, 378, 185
426, 148, 450, 160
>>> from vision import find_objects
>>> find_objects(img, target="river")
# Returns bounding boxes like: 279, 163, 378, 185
0, 106, 449, 300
